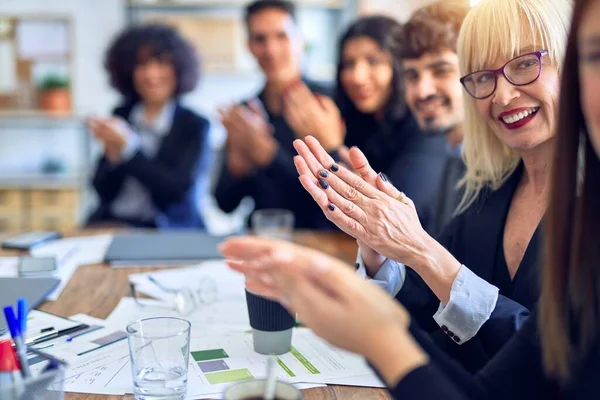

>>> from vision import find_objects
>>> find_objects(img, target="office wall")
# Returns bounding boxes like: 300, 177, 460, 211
0, 0, 125, 174
0, 0, 125, 115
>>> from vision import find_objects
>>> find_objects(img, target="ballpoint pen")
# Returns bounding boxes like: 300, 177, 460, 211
17, 298, 27, 337
3, 306, 31, 378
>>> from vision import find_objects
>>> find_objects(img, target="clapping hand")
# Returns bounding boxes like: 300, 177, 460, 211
283, 82, 345, 151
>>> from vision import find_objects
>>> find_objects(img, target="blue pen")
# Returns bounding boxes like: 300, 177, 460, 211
2, 306, 31, 378
17, 298, 27, 336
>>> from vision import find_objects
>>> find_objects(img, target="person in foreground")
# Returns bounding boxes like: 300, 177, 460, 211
222, 0, 600, 396
293, 0, 571, 371
87, 24, 211, 229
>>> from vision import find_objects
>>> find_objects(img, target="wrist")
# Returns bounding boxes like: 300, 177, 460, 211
366, 322, 428, 387
411, 235, 462, 304
254, 140, 278, 167
362, 251, 387, 277
321, 131, 343, 152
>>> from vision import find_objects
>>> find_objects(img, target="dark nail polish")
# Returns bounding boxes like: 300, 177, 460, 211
380, 173, 388, 182
354, 262, 360, 270
319, 179, 329, 189
319, 170, 329, 178
330, 164, 339, 172
328, 204, 335, 211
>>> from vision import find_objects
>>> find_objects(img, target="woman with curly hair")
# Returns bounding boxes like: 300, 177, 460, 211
87, 24, 211, 229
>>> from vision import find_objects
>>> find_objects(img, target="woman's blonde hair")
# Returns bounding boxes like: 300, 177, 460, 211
456, 0, 572, 213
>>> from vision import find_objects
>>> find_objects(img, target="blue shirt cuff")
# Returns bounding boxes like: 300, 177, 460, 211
355, 248, 406, 296
432, 265, 499, 344
120, 127, 141, 163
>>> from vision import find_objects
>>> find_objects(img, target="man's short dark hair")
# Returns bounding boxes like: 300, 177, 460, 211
400, 1, 469, 59
104, 24, 199, 102
244, 0, 296, 28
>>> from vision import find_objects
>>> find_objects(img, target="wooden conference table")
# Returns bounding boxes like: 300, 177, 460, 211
0, 229, 391, 400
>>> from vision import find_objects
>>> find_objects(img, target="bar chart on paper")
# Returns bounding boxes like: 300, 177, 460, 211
187, 329, 374, 394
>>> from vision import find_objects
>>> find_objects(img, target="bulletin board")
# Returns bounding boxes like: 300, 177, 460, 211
0, 15, 73, 114
145, 15, 242, 71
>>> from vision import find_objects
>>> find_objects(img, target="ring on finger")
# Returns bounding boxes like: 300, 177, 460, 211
396, 191, 409, 205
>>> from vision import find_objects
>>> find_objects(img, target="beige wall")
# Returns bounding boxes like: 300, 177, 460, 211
358, 0, 469, 21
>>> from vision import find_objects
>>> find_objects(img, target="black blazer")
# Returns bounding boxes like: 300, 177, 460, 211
88, 102, 211, 229
397, 163, 540, 372
432, 155, 466, 236
343, 111, 448, 234
214, 81, 335, 230
387, 315, 599, 400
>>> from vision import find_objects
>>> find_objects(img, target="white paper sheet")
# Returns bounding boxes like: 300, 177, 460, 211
30, 235, 113, 300
303, 373, 385, 388
128, 261, 247, 303
0, 257, 19, 277
185, 328, 374, 396
106, 297, 250, 334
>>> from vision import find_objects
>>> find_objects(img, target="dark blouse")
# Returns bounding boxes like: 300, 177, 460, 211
388, 315, 599, 400
397, 163, 541, 372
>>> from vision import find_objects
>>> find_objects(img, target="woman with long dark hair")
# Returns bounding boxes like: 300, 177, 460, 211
284, 15, 448, 234
222, 0, 600, 397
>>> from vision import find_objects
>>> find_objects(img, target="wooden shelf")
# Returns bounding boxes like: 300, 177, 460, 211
127, 0, 348, 10
0, 173, 87, 189
0, 110, 79, 119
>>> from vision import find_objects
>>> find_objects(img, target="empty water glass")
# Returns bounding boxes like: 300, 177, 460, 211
127, 317, 191, 400
251, 209, 295, 241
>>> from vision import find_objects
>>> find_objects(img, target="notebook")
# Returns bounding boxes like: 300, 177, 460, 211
103, 232, 228, 266
0, 277, 60, 335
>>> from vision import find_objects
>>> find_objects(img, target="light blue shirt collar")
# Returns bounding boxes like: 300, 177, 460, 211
130, 101, 176, 137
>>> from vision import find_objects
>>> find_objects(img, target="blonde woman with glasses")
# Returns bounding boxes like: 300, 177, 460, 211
288, 0, 570, 372
222, 0, 600, 397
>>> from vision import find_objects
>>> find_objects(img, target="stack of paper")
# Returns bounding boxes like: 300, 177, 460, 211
31, 235, 113, 300
0, 235, 113, 301
41, 261, 384, 399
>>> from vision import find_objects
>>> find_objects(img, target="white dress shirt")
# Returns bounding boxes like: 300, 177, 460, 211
110, 102, 176, 222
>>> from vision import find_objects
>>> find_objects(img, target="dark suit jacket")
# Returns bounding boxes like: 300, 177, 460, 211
214, 81, 335, 230
88, 102, 211, 229
397, 163, 540, 372
343, 111, 448, 234
432, 155, 466, 236
387, 315, 599, 400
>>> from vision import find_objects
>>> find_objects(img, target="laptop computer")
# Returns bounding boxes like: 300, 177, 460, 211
0, 277, 60, 335
104, 232, 228, 266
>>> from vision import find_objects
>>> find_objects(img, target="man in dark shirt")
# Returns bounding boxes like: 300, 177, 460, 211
399, 2, 469, 235
215, 0, 335, 230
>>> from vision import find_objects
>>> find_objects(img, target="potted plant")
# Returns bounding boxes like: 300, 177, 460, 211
37, 74, 71, 112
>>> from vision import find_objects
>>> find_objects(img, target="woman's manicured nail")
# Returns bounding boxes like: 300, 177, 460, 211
380, 173, 388, 182
327, 204, 335, 211
330, 164, 339, 172
319, 179, 329, 189
319, 170, 329, 178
